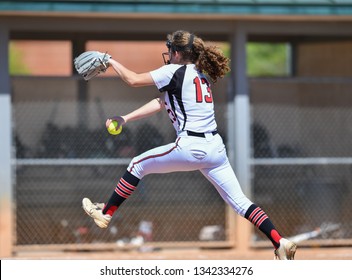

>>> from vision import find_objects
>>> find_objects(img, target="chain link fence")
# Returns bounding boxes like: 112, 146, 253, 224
13, 76, 228, 248
12, 76, 352, 249
250, 78, 352, 245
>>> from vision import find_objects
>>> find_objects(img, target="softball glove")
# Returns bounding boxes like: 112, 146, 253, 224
74, 51, 111, 81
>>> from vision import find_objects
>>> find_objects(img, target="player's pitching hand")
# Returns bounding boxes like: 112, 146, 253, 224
106, 116, 126, 131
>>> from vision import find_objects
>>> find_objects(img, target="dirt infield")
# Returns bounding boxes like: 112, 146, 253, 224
10, 246, 352, 260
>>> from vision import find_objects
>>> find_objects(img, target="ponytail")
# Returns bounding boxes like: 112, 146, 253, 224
196, 44, 230, 83
167, 30, 230, 83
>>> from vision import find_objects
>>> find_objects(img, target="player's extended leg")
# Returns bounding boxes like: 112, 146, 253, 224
200, 159, 296, 260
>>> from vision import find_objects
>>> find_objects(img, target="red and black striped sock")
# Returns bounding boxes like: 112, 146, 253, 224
102, 171, 140, 216
245, 204, 282, 249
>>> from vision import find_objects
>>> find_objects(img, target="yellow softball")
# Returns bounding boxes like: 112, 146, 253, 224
107, 120, 122, 135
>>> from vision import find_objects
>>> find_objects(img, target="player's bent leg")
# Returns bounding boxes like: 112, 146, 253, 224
82, 198, 111, 229
127, 139, 200, 179
83, 140, 199, 228
102, 171, 140, 217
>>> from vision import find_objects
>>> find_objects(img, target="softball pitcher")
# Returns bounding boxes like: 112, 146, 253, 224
81, 30, 296, 260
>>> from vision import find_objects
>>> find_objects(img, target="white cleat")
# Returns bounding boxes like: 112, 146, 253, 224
274, 238, 297, 260
82, 197, 111, 229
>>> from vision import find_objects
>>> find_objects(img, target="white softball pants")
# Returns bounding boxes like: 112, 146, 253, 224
127, 132, 253, 217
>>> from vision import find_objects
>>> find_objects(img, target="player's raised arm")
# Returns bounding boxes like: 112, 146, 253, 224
108, 58, 155, 87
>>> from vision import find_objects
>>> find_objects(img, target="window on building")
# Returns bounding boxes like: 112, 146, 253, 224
247, 42, 291, 77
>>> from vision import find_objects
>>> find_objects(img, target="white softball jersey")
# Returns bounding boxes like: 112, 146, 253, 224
150, 64, 217, 134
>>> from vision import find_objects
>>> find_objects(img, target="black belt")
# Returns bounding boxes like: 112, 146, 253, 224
186, 130, 218, 138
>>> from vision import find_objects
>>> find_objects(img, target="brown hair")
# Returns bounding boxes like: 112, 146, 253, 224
167, 30, 230, 83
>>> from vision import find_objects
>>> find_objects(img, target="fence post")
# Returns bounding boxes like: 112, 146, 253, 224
0, 25, 13, 258
228, 24, 252, 253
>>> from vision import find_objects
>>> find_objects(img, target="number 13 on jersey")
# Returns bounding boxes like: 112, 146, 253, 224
194, 76, 213, 103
